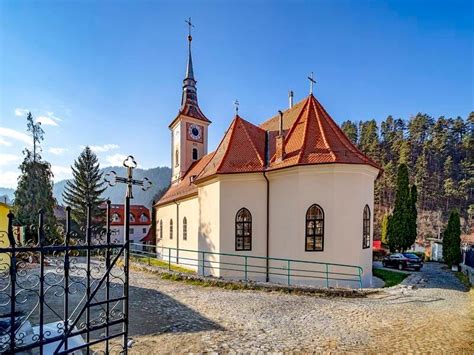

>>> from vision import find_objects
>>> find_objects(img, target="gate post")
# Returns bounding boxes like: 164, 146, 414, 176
123, 194, 130, 354
38, 210, 45, 355
7, 212, 16, 353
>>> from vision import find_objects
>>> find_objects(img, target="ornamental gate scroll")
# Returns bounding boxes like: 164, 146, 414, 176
0, 155, 151, 354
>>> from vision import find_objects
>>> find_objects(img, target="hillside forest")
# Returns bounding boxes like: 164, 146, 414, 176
341, 112, 473, 240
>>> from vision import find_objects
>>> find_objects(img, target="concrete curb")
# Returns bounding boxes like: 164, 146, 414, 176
130, 261, 381, 298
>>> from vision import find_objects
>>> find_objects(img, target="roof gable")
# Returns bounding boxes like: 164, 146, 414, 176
197, 116, 266, 180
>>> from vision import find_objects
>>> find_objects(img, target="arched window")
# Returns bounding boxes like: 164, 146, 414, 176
139, 213, 148, 222
111, 213, 121, 222
129, 213, 135, 222
175, 149, 179, 167
192, 148, 198, 161
183, 217, 187, 240
305, 204, 324, 251
169, 219, 173, 239
235, 208, 252, 251
159, 220, 163, 240
363, 205, 370, 249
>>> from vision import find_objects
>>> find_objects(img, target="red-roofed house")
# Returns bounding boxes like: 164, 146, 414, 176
154, 32, 380, 288
108, 204, 151, 246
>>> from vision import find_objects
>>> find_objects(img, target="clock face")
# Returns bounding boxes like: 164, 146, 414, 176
188, 124, 202, 141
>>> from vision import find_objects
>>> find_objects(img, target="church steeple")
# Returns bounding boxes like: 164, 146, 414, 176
179, 18, 209, 122
169, 18, 211, 185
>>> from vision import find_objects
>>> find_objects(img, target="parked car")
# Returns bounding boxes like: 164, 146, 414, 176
382, 253, 423, 271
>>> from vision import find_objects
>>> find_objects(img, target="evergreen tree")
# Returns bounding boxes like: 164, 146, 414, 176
63, 147, 107, 228
341, 120, 358, 145
442, 210, 461, 267
408, 184, 418, 248
387, 164, 412, 251
359, 120, 379, 160
13, 112, 57, 241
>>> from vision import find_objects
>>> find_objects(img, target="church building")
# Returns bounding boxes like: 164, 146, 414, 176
155, 29, 380, 287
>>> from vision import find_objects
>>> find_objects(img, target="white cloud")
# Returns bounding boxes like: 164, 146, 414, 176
51, 165, 72, 181
46, 112, 62, 122
14, 108, 29, 117
0, 138, 12, 146
89, 144, 119, 153
48, 147, 67, 155
0, 170, 19, 189
0, 127, 31, 146
105, 154, 128, 167
35, 111, 63, 126
0, 154, 21, 166
36, 115, 58, 126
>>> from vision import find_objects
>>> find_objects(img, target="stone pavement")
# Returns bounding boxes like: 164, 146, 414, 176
126, 262, 473, 353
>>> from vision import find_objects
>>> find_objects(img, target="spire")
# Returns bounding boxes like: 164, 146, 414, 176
185, 17, 195, 80
178, 18, 209, 122
181, 18, 198, 111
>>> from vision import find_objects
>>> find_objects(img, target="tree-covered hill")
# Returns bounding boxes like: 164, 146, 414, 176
341, 111, 473, 239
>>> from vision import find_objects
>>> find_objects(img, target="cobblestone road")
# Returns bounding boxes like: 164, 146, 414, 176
127, 262, 473, 353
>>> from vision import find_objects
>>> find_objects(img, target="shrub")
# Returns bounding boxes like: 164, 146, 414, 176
373, 248, 389, 261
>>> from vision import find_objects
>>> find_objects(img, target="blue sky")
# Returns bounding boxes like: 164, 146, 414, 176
0, 0, 472, 188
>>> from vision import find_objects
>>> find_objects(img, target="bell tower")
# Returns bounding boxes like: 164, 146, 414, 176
169, 18, 211, 184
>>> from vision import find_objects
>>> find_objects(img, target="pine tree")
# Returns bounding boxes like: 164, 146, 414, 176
442, 210, 461, 267
387, 164, 412, 251
408, 184, 418, 248
63, 147, 107, 228
13, 112, 57, 241
341, 120, 358, 145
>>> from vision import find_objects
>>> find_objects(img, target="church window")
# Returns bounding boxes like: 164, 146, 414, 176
192, 148, 198, 161
169, 219, 173, 239
305, 204, 324, 251
363, 205, 370, 249
235, 208, 252, 251
183, 217, 188, 240
175, 149, 179, 167
159, 220, 163, 240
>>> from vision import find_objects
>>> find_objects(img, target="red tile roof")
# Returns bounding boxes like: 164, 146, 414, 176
168, 110, 211, 129
156, 94, 380, 206
157, 153, 213, 206
263, 95, 380, 170
106, 204, 151, 226
196, 115, 267, 180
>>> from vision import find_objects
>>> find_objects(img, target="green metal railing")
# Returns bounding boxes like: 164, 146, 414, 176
130, 243, 364, 288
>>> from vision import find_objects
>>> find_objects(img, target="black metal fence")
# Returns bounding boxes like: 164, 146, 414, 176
0, 201, 129, 354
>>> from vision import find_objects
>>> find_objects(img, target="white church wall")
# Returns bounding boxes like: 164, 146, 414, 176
155, 196, 201, 271
198, 179, 222, 277
218, 174, 268, 281
267, 164, 378, 288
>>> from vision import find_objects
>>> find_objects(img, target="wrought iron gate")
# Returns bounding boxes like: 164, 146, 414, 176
0, 155, 150, 354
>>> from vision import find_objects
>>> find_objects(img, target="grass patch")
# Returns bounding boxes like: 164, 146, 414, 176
454, 271, 472, 289
130, 255, 195, 274
373, 268, 409, 287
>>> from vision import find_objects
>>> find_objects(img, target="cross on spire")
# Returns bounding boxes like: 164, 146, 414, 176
307, 72, 316, 95
185, 17, 194, 40
234, 99, 239, 115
